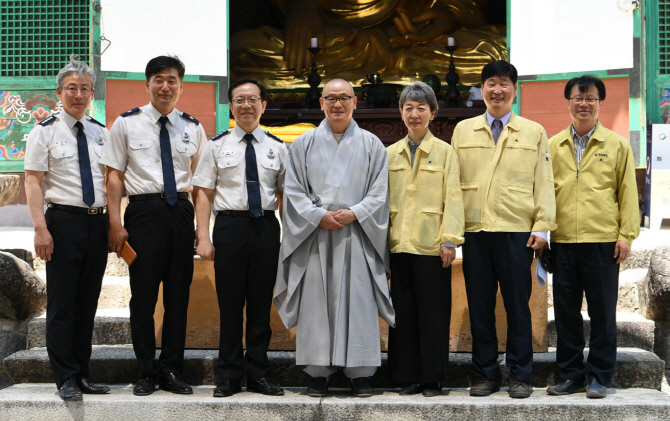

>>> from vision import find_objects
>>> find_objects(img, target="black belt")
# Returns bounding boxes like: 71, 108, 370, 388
47, 203, 107, 215
128, 192, 190, 202
218, 210, 275, 217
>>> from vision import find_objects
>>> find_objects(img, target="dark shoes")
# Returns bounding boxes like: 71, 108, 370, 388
351, 377, 373, 397
547, 378, 587, 396
422, 383, 441, 397
247, 377, 285, 396
59, 378, 83, 401
76, 378, 110, 394
307, 376, 329, 397
160, 372, 193, 395
213, 379, 242, 398
133, 377, 156, 396
586, 377, 608, 399
399, 383, 422, 395
508, 378, 532, 399
470, 377, 500, 397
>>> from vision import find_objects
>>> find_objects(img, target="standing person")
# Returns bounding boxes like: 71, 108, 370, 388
547, 75, 639, 399
24, 55, 110, 401
193, 78, 287, 398
451, 60, 556, 399
274, 78, 395, 398
100, 55, 206, 396
386, 82, 464, 397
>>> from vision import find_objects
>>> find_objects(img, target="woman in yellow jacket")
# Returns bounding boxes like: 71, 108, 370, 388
387, 82, 465, 397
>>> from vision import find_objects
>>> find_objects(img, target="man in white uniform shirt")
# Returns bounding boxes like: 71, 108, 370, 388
194, 78, 288, 398
100, 55, 206, 396
25, 56, 110, 401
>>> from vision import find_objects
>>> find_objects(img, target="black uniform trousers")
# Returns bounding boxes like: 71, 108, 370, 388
213, 212, 280, 382
124, 198, 194, 379
388, 253, 452, 384
45, 207, 108, 389
550, 242, 619, 385
462, 231, 534, 383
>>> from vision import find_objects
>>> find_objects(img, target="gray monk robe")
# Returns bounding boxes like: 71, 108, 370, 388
274, 119, 395, 369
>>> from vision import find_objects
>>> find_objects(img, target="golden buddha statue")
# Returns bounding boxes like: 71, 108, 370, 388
231, 0, 506, 88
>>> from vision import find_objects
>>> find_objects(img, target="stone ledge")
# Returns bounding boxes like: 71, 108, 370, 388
0, 385, 669, 421
3, 346, 664, 390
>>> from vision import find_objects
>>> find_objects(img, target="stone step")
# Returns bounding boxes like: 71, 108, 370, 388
547, 309, 655, 351
0, 384, 668, 421
3, 346, 664, 390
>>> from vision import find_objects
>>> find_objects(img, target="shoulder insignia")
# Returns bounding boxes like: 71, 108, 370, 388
211, 130, 230, 141
180, 111, 200, 125
265, 131, 284, 143
38, 116, 57, 126
86, 116, 106, 127
121, 107, 141, 117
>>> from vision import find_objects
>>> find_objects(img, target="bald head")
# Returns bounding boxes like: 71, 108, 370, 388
320, 79, 358, 133
322, 78, 354, 96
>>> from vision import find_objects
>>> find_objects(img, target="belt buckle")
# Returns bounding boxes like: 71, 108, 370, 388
257, 211, 264, 217
160, 192, 166, 199
87, 208, 98, 215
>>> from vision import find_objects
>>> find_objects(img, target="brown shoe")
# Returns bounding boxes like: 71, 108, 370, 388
509, 378, 532, 399
470, 377, 500, 397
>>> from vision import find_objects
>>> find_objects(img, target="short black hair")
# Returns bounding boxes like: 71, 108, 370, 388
481, 60, 518, 85
564, 75, 606, 101
228, 78, 266, 102
145, 55, 185, 81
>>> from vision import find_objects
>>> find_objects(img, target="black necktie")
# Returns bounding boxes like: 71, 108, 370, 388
244, 133, 262, 218
159, 116, 178, 206
74, 121, 95, 207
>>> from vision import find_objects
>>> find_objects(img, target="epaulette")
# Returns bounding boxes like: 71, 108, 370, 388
210, 130, 230, 141
180, 111, 200, 125
86, 115, 106, 127
265, 131, 284, 143
39, 115, 57, 126
121, 107, 141, 117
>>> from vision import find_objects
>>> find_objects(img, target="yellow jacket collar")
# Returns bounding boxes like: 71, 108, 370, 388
473, 112, 521, 132
557, 121, 604, 145
397, 131, 436, 155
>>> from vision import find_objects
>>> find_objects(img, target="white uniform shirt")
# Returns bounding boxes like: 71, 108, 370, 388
192, 125, 288, 211
100, 103, 206, 196
24, 111, 108, 207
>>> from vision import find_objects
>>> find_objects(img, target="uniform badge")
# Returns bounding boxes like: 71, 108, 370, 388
182, 133, 191, 143
223, 150, 235, 157
267, 148, 275, 159
95, 137, 104, 146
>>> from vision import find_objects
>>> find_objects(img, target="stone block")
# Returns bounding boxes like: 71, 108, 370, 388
0, 175, 20, 208
638, 247, 670, 320
0, 252, 46, 320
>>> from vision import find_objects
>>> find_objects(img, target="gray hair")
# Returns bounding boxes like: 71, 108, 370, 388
399, 82, 438, 112
56, 54, 96, 87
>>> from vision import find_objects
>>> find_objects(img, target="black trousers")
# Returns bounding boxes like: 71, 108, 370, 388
551, 242, 619, 385
45, 207, 108, 389
462, 231, 534, 383
388, 253, 451, 384
124, 199, 194, 379
213, 212, 280, 382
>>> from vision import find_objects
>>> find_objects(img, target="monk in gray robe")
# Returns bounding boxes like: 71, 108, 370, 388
274, 79, 395, 398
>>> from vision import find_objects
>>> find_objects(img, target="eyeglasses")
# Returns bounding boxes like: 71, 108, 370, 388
569, 97, 600, 104
62, 87, 92, 95
322, 95, 354, 104
232, 97, 261, 105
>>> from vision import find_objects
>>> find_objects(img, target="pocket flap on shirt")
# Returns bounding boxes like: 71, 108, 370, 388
217, 155, 242, 169
460, 181, 479, 190
50, 145, 76, 159
129, 137, 152, 150
502, 180, 533, 193
259, 158, 279, 171
507, 142, 537, 151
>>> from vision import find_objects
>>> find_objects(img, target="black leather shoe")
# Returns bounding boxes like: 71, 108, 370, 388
307, 377, 328, 397
398, 383, 422, 395
213, 379, 241, 398
351, 377, 373, 397
247, 377, 284, 396
133, 377, 155, 396
586, 377, 607, 399
422, 383, 441, 397
76, 378, 110, 394
59, 378, 83, 401
470, 377, 500, 397
547, 378, 586, 395
508, 378, 532, 399
160, 372, 193, 395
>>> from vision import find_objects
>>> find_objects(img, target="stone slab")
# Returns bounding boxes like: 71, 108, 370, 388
27, 311, 132, 349
0, 385, 669, 421
155, 258, 548, 352
3, 346, 663, 390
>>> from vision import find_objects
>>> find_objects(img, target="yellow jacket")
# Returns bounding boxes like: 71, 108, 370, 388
387, 131, 465, 255
451, 113, 557, 233
550, 123, 639, 244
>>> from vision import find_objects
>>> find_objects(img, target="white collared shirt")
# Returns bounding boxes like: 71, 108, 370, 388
24, 111, 108, 207
192, 125, 288, 211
